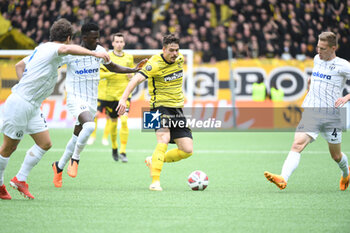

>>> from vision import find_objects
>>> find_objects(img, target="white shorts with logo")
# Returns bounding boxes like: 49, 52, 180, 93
296, 111, 342, 144
66, 95, 97, 125
2, 93, 48, 140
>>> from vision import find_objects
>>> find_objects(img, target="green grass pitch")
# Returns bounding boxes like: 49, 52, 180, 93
1, 129, 350, 233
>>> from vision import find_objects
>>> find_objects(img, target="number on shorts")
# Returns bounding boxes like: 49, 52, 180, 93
332, 128, 337, 138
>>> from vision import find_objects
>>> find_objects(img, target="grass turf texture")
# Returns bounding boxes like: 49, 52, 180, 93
1, 129, 350, 233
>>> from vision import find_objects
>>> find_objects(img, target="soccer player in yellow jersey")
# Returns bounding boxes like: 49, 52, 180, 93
89, 33, 134, 162
117, 34, 193, 191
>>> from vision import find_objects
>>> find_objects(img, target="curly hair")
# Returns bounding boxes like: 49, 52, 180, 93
49, 18, 73, 42
81, 22, 99, 36
162, 34, 180, 47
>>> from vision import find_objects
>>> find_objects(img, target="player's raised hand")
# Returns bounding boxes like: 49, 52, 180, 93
94, 51, 110, 63
135, 59, 148, 71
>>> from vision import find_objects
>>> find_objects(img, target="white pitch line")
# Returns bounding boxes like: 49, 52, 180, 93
12, 148, 345, 155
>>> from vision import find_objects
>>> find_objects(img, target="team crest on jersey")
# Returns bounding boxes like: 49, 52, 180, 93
146, 65, 152, 71
329, 65, 335, 71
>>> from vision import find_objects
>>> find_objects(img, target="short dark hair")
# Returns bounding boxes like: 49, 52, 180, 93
81, 22, 99, 36
162, 34, 180, 47
112, 32, 124, 41
50, 18, 73, 42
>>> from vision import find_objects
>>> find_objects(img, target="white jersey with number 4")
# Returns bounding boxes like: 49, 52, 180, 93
303, 55, 350, 113
12, 42, 65, 106
64, 45, 110, 110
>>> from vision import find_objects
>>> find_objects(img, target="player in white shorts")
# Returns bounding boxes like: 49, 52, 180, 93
264, 32, 350, 191
51, 22, 147, 188
0, 19, 110, 200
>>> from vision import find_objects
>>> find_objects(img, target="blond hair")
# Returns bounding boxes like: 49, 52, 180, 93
318, 32, 337, 47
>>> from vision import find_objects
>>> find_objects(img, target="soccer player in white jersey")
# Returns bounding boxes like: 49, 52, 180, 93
51, 23, 146, 188
264, 32, 350, 191
0, 19, 110, 200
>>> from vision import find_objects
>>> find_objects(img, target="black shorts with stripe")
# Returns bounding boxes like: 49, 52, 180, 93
97, 98, 130, 118
151, 106, 193, 144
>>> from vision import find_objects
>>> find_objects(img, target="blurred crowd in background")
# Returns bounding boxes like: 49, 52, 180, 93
2, 0, 350, 63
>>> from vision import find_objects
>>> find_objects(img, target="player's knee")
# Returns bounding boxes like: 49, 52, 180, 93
37, 141, 52, 151
83, 122, 96, 135
291, 141, 306, 153
121, 115, 128, 127
331, 152, 342, 163
1, 145, 17, 157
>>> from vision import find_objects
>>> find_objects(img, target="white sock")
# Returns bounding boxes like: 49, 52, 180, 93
338, 152, 349, 178
72, 122, 95, 161
281, 151, 301, 182
16, 144, 46, 182
0, 155, 10, 186
58, 134, 78, 170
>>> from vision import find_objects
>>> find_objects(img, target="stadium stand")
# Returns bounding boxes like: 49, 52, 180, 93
1, 0, 350, 62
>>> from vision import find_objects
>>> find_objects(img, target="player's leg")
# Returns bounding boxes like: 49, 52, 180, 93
324, 126, 349, 190
102, 114, 111, 146
119, 114, 129, 162
265, 132, 313, 189
328, 142, 350, 190
145, 128, 170, 191
164, 138, 193, 163
67, 111, 95, 178
163, 108, 193, 163
0, 135, 20, 200
110, 116, 119, 161
87, 110, 100, 145
11, 130, 51, 199
11, 106, 52, 199
53, 125, 80, 187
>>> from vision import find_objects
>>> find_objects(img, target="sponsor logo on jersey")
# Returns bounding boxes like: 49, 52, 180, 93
75, 68, 99, 75
163, 71, 183, 82
312, 71, 331, 80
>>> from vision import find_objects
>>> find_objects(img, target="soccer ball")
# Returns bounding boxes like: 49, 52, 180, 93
187, 170, 209, 191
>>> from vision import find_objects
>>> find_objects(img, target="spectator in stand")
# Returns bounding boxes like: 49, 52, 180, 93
3, 0, 350, 62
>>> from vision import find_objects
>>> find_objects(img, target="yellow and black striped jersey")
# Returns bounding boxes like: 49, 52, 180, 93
139, 53, 184, 108
99, 51, 134, 101
97, 77, 107, 100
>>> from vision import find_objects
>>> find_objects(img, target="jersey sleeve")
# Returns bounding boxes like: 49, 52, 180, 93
340, 60, 350, 79
22, 55, 30, 65
96, 45, 111, 65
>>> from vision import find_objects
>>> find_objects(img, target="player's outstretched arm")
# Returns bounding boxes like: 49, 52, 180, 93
117, 73, 146, 115
58, 44, 110, 63
15, 59, 26, 80
105, 58, 148, 74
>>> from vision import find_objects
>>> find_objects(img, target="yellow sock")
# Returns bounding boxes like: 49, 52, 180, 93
152, 176, 160, 183
151, 143, 168, 177
90, 117, 98, 138
110, 120, 118, 149
103, 118, 111, 140
164, 148, 193, 162
119, 115, 129, 154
